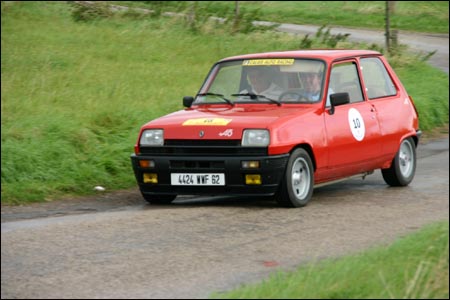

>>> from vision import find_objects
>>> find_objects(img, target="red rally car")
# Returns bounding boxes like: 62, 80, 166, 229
131, 50, 421, 207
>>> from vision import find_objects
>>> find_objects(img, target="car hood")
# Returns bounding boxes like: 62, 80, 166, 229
143, 104, 317, 140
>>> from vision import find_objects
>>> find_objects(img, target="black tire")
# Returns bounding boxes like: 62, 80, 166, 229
382, 137, 416, 186
275, 148, 314, 207
142, 193, 177, 205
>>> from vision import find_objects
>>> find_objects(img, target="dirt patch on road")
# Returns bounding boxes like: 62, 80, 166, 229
420, 124, 449, 143
1, 188, 145, 222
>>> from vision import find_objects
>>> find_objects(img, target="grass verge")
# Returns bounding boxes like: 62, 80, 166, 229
128, 1, 449, 34
211, 221, 449, 299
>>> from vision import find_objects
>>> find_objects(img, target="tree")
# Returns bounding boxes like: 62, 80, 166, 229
385, 1, 398, 54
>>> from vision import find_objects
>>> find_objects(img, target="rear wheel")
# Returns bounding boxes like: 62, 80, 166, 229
275, 148, 314, 207
142, 193, 177, 205
382, 137, 416, 186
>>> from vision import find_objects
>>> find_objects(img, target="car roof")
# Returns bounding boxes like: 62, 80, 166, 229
219, 50, 382, 64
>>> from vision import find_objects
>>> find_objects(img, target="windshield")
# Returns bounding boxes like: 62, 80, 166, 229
195, 58, 326, 105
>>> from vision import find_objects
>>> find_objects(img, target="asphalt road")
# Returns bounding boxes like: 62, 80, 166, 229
254, 21, 449, 74
78, 3, 450, 73
1, 137, 448, 299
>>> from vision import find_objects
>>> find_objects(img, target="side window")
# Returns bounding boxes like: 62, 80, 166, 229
329, 62, 364, 104
360, 58, 397, 99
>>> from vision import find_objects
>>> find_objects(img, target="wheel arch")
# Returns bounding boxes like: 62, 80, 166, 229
411, 134, 419, 147
290, 143, 317, 172
401, 131, 420, 148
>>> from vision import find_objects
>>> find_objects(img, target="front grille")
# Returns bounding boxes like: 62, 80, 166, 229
170, 160, 225, 169
165, 140, 241, 147
140, 140, 268, 156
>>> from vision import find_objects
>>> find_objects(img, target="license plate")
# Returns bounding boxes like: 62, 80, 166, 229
171, 173, 225, 186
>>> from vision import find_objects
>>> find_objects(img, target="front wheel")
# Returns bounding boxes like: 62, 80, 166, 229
382, 137, 416, 186
275, 148, 314, 207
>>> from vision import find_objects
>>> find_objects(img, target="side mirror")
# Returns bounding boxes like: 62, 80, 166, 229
328, 92, 350, 115
183, 96, 194, 108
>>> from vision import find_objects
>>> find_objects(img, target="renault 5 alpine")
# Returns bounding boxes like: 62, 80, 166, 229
130, 50, 421, 207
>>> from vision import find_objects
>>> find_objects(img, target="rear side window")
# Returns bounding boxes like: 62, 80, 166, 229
360, 58, 397, 99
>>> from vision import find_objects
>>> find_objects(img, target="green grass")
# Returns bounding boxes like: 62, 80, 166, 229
1, 1, 448, 204
395, 62, 449, 131
211, 221, 449, 299
2, 4, 449, 298
130, 1, 449, 34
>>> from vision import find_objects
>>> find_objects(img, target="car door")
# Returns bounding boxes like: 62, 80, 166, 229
324, 60, 382, 179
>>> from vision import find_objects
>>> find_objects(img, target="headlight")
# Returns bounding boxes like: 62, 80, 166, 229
140, 129, 164, 146
242, 129, 270, 147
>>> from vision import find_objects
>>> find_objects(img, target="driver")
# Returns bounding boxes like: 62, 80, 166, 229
299, 64, 333, 104
241, 66, 284, 100
300, 70, 322, 101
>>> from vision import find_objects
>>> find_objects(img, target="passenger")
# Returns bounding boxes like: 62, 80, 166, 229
300, 71, 323, 101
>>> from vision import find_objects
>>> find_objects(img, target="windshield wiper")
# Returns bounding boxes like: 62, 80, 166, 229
232, 93, 281, 106
197, 92, 234, 106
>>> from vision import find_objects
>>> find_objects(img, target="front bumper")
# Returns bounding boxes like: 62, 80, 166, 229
130, 154, 289, 197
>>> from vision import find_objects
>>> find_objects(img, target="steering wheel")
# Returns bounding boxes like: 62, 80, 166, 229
278, 89, 309, 102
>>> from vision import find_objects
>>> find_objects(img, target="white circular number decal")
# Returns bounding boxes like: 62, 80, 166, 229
348, 108, 365, 141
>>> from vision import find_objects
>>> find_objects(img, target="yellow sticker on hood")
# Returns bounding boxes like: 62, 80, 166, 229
182, 118, 232, 126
